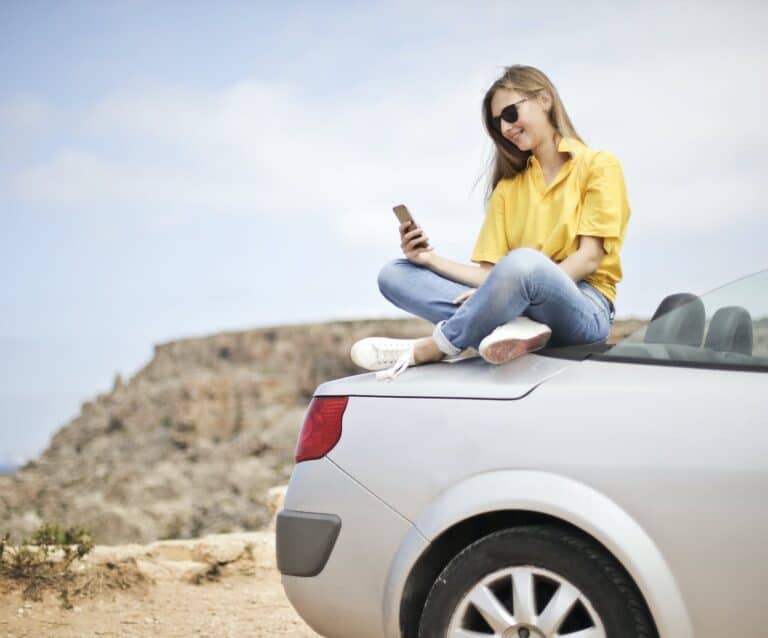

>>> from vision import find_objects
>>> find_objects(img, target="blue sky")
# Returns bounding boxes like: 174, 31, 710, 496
2, 1, 767, 463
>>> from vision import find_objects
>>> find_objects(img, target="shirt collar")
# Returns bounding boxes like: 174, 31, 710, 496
557, 135, 585, 156
526, 135, 585, 168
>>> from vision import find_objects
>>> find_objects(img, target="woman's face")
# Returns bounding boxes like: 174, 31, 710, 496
490, 86, 551, 152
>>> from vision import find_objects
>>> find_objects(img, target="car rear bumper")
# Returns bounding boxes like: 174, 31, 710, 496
276, 510, 341, 576
278, 457, 425, 638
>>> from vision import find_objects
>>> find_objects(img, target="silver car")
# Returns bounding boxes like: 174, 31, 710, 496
276, 270, 767, 638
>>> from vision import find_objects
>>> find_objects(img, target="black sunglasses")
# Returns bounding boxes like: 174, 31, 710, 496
491, 98, 528, 131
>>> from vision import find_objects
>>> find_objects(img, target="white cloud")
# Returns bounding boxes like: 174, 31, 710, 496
5, 1, 767, 244
8, 78, 493, 229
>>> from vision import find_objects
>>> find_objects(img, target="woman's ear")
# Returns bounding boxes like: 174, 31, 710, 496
537, 90, 553, 112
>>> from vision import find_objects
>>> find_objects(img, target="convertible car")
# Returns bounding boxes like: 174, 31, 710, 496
276, 270, 767, 638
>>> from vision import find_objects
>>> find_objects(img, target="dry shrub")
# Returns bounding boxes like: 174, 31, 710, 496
0, 522, 146, 608
66, 558, 148, 605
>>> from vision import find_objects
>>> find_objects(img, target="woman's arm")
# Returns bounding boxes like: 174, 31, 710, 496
558, 235, 605, 282
425, 235, 602, 288
401, 222, 493, 288
422, 252, 493, 288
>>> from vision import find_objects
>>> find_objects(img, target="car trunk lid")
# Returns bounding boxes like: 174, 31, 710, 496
313, 353, 575, 400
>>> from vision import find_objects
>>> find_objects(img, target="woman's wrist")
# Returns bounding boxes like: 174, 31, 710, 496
420, 249, 438, 268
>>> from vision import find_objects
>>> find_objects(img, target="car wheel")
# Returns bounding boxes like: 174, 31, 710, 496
418, 525, 656, 638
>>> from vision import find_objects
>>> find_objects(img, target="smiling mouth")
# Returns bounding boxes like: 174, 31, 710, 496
510, 130, 524, 142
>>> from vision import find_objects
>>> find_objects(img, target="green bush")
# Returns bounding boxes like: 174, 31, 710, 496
0, 522, 95, 607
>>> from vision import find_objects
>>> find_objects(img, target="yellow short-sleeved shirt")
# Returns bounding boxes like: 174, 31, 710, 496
471, 136, 631, 303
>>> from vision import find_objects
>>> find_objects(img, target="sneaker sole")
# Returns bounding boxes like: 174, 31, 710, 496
480, 329, 551, 365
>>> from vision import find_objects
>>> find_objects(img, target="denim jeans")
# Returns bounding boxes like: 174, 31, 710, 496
377, 247, 615, 355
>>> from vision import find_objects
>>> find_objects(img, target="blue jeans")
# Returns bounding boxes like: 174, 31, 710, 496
377, 247, 614, 355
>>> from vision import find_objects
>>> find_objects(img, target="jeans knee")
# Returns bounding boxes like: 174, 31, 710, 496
493, 248, 549, 284
377, 258, 410, 297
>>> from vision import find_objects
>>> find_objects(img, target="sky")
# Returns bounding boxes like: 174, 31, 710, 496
1, 1, 766, 464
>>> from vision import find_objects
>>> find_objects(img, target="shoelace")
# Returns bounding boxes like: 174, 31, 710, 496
375, 346, 414, 381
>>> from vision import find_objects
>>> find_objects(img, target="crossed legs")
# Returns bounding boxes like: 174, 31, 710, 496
377, 248, 610, 357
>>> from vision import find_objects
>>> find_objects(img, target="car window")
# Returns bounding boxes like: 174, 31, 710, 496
598, 269, 768, 371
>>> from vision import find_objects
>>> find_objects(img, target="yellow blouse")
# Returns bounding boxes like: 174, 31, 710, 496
471, 136, 631, 302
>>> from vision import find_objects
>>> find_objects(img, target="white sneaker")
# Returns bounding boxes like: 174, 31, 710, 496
478, 317, 552, 365
350, 337, 417, 381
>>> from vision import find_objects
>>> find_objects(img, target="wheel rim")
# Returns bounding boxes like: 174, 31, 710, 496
446, 565, 607, 638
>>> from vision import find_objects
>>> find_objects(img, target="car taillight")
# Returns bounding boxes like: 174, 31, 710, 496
294, 396, 348, 463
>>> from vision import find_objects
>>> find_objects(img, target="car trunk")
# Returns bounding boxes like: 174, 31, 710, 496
313, 353, 576, 400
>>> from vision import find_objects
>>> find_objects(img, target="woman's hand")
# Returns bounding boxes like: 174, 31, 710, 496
400, 221, 434, 265
452, 288, 476, 305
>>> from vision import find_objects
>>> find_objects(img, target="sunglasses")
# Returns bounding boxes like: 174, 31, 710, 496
491, 97, 528, 131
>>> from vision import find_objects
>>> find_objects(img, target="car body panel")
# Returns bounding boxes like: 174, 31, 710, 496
380, 468, 692, 638
281, 457, 428, 638
323, 356, 767, 637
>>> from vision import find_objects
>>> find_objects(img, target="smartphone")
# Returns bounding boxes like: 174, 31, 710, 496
392, 204, 428, 249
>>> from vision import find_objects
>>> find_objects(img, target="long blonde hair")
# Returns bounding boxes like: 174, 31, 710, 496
482, 65, 584, 198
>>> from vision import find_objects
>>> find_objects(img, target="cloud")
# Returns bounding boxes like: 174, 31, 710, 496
7, 78, 492, 229
4, 1, 767, 244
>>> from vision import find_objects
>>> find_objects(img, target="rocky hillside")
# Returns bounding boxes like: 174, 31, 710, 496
0, 318, 645, 545
0, 319, 434, 544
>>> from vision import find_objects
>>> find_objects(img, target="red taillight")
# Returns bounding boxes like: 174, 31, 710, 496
294, 396, 348, 463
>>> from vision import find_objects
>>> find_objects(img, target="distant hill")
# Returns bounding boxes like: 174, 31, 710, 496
0, 464, 17, 475
0, 317, 645, 545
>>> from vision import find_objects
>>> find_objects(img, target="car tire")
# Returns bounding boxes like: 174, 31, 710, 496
418, 525, 657, 638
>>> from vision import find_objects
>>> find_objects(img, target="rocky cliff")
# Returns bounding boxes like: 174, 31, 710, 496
0, 319, 434, 544
0, 318, 644, 545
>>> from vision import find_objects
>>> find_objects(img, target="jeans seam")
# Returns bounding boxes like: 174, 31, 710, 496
581, 286, 613, 335
582, 285, 610, 314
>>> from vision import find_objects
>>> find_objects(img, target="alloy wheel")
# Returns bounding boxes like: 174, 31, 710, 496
446, 565, 606, 638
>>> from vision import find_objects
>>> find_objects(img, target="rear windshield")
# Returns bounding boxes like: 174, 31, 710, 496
597, 270, 768, 372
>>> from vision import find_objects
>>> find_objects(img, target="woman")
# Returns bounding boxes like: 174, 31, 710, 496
352, 65, 630, 380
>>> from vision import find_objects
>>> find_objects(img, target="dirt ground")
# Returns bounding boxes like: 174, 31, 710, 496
0, 532, 320, 638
